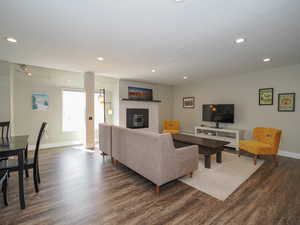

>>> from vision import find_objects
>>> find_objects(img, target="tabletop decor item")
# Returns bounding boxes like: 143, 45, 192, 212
278, 93, 295, 112
259, 88, 273, 105
183, 97, 195, 108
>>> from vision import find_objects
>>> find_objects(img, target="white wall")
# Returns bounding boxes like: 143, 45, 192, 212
173, 64, 300, 154
118, 79, 173, 131
0, 60, 11, 121
11, 64, 119, 146
12, 65, 85, 145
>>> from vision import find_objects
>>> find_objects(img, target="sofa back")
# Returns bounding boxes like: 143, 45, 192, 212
99, 123, 112, 155
112, 126, 176, 184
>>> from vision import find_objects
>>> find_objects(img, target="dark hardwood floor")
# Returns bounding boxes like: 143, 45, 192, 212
1, 146, 300, 225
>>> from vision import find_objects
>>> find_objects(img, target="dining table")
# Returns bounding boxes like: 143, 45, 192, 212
0, 135, 29, 209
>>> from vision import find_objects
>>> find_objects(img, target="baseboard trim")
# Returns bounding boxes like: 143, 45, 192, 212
28, 141, 83, 151
278, 150, 300, 159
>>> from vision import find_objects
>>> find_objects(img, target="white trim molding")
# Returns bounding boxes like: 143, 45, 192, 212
28, 141, 82, 151
278, 150, 300, 159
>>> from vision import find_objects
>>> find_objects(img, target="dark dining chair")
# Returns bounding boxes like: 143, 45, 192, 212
0, 122, 48, 193
0, 170, 8, 206
0, 121, 10, 138
0, 121, 10, 162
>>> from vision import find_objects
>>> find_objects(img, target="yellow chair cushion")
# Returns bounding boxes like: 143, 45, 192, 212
163, 129, 180, 134
239, 140, 273, 155
164, 121, 180, 130
163, 120, 180, 134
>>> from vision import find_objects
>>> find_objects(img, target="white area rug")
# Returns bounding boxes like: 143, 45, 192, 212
180, 152, 264, 201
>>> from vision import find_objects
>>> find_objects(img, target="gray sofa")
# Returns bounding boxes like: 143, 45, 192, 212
99, 124, 199, 194
99, 123, 112, 157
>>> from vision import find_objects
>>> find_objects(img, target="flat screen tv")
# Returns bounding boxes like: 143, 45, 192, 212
202, 104, 234, 128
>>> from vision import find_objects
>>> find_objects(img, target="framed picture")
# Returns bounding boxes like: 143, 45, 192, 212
259, 88, 273, 105
278, 93, 295, 112
183, 97, 195, 108
128, 86, 153, 101
32, 93, 49, 111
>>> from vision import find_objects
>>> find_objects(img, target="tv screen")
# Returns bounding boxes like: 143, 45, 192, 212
202, 104, 234, 123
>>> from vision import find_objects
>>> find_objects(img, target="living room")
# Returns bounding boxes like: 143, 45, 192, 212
1, 1, 300, 225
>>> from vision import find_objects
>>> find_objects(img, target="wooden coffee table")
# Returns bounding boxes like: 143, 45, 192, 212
172, 134, 229, 169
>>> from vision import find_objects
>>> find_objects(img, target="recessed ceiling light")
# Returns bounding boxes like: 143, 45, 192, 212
151, 69, 156, 73
26, 72, 32, 76
235, 38, 246, 44
6, 37, 17, 43
175, 0, 184, 2
183, 76, 188, 80
263, 58, 271, 62
97, 57, 104, 61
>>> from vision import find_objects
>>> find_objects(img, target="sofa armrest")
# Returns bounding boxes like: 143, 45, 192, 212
174, 145, 199, 174
175, 145, 198, 157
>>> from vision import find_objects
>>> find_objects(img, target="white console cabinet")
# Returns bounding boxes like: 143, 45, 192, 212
194, 126, 243, 150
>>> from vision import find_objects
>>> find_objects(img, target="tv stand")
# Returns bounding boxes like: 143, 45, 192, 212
194, 126, 243, 150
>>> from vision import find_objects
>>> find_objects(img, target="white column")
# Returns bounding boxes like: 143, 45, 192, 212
84, 72, 95, 149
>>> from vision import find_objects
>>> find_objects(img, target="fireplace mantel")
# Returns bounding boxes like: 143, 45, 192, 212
121, 98, 161, 103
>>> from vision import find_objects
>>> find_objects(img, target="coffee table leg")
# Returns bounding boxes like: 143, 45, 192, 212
216, 151, 222, 163
204, 155, 211, 169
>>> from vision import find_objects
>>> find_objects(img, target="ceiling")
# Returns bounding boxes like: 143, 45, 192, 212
0, 0, 300, 85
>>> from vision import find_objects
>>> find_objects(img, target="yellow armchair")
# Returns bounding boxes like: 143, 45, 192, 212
239, 127, 282, 165
163, 120, 180, 134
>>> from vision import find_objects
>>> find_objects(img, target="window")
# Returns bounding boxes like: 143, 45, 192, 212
62, 90, 85, 132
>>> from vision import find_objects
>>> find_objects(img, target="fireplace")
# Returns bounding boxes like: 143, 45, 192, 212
126, 108, 149, 129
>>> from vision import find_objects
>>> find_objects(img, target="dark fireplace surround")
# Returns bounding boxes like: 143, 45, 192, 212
126, 108, 149, 129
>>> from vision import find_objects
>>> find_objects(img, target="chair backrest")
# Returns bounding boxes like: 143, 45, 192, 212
0, 121, 10, 138
0, 170, 8, 184
34, 122, 48, 165
253, 127, 282, 153
164, 120, 180, 130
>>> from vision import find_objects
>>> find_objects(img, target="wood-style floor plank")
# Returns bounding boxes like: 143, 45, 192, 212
0, 146, 300, 225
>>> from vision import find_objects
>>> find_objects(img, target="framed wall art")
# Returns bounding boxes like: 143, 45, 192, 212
259, 88, 273, 105
278, 93, 295, 112
32, 93, 49, 111
183, 97, 195, 108
128, 86, 153, 101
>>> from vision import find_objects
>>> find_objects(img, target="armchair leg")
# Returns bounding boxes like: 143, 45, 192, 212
238, 150, 241, 157
155, 185, 160, 195
272, 155, 278, 166
187, 172, 193, 178
253, 155, 258, 165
